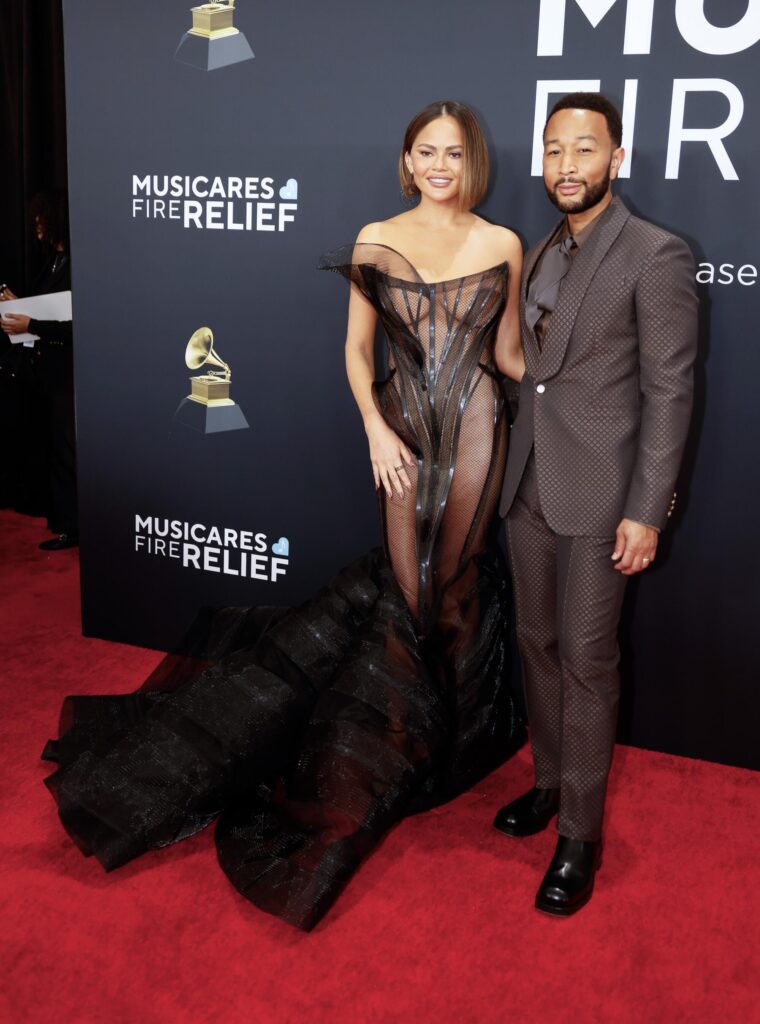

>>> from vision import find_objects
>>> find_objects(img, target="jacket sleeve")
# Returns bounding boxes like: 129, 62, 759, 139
623, 233, 698, 530
29, 318, 73, 347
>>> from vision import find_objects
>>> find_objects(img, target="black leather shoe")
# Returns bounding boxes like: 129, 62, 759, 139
493, 787, 560, 837
39, 533, 79, 551
535, 835, 602, 917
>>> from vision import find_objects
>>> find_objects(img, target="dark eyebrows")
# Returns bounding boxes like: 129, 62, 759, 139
414, 142, 463, 150
544, 134, 599, 145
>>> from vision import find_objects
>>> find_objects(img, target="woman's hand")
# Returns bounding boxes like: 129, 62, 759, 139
1, 313, 31, 335
0, 284, 18, 301
364, 410, 415, 498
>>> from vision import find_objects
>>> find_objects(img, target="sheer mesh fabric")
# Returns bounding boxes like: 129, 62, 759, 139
42, 244, 523, 931
323, 245, 508, 629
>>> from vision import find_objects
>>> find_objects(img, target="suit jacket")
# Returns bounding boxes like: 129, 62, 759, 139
28, 252, 73, 396
499, 196, 698, 535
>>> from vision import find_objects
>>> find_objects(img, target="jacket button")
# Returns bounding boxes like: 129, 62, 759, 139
536, 384, 545, 394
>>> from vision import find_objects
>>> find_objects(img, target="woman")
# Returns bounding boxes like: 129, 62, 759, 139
1, 191, 77, 549
43, 101, 525, 931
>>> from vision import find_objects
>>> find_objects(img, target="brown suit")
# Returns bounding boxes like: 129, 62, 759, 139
500, 196, 698, 839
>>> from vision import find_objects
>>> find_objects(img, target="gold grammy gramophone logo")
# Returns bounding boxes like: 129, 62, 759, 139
175, 1, 254, 70
185, 327, 233, 405
173, 327, 249, 433
187, 1, 238, 39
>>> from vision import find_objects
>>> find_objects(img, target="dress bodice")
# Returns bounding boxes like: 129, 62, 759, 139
320, 243, 509, 396
322, 242, 513, 634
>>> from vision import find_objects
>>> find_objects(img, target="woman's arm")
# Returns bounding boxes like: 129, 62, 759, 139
344, 284, 415, 499
494, 235, 525, 381
343, 229, 415, 499
344, 283, 381, 424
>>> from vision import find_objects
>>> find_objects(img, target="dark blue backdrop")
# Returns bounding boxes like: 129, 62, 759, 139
62, 0, 760, 770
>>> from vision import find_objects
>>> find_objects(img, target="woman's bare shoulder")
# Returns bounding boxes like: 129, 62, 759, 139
355, 222, 384, 244
479, 219, 523, 252
355, 212, 417, 245
467, 218, 523, 268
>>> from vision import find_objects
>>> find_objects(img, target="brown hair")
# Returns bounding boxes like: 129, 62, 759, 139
398, 100, 489, 210
30, 189, 70, 250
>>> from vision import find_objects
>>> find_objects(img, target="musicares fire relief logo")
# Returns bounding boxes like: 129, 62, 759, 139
132, 174, 298, 233
695, 260, 757, 287
532, 0, 759, 182
134, 515, 290, 582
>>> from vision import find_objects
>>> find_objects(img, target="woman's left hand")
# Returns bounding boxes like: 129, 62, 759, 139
1, 313, 31, 335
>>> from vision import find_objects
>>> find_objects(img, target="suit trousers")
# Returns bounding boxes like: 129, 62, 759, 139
505, 452, 628, 840
47, 390, 78, 536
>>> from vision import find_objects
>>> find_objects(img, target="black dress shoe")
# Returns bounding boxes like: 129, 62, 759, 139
535, 835, 602, 917
39, 533, 79, 551
493, 787, 560, 837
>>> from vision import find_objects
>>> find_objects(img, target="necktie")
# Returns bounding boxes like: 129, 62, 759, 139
525, 235, 575, 331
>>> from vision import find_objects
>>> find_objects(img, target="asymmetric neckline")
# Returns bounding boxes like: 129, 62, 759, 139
354, 241, 510, 287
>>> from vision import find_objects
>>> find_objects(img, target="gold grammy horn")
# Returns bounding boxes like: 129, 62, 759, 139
185, 327, 231, 378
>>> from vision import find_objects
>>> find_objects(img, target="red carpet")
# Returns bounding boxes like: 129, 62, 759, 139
1, 508, 757, 1023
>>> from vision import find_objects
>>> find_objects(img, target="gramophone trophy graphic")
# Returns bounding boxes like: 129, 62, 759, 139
174, 1, 254, 71
173, 327, 249, 433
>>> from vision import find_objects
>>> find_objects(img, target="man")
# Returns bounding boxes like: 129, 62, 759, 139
495, 93, 698, 915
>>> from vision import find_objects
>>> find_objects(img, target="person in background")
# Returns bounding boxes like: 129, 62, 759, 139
1, 190, 77, 550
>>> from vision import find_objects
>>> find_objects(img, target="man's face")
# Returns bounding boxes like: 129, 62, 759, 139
542, 108, 624, 214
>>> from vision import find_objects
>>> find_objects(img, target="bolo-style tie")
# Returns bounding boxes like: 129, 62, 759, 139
525, 235, 576, 331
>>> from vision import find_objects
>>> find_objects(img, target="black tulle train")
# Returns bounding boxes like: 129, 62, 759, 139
43, 247, 524, 930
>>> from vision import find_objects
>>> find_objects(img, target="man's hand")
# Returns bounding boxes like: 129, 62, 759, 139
612, 518, 658, 575
1, 313, 31, 335
0, 285, 18, 301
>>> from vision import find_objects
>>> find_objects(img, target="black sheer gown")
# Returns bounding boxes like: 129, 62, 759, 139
42, 244, 524, 930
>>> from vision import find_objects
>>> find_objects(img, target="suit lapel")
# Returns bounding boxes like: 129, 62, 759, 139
538, 196, 630, 380
521, 225, 559, 378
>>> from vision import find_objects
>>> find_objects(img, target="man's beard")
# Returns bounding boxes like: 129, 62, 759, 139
545, 165, 612, 213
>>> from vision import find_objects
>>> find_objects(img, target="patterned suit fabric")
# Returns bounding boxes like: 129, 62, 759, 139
500, 197, 698, 533
500, 197, 698, 840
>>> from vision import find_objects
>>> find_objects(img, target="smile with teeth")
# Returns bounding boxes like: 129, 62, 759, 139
428, 177, 453, 187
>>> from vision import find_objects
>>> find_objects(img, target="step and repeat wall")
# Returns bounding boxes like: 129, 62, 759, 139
62, 0, 759, 770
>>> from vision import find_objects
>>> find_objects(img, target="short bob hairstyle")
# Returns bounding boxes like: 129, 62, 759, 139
398, 100, 489, 210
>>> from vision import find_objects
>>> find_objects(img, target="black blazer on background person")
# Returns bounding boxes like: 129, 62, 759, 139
28, 251, 73, 396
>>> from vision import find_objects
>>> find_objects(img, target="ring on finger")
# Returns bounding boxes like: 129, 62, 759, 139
394, 465, 404, 472
642, 557, 650, 564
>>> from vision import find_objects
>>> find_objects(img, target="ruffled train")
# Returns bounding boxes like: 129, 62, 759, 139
43, 547, 523, 931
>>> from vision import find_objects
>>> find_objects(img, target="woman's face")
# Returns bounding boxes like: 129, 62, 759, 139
405, 116, 464, 205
